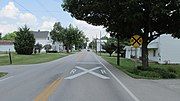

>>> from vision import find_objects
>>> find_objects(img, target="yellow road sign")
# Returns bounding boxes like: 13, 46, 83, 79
130, 35, 143, 48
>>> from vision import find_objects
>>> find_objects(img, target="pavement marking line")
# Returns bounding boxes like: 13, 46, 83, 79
65, 66, 109, 79
93, 53, 140, 101
34, 77, 63, 101
0, 76, 14, 82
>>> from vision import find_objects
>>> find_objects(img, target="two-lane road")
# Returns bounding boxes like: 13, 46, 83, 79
0, 50, 180, 101
0, 51, 138, 101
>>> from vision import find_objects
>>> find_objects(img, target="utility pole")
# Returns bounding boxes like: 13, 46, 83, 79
96, 34, 97, 54
100, 31, 102, 56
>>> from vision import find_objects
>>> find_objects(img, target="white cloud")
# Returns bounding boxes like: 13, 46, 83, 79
19, 13, 37, 25
39, 17, 57, 31
0, 24, 17, 36
0, 1, 38, 34
72, 19, 108, 41
0, 2, 20, 19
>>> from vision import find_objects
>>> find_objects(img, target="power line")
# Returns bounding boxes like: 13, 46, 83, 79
35, 0, 60, 21
13, 0, 43, 20
13, 0, 34, 15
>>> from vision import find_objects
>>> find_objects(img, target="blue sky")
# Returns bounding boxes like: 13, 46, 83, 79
0, 0, 107, 41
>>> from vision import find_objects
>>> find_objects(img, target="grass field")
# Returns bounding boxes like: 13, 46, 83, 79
100, 53, 180, 79
0, 52, 70, 66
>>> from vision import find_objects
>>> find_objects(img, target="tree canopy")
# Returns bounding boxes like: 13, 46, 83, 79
50, 22, 88, 52
14, 25, 35, 55
2, 32, 17, 41
62, 0, 180, 69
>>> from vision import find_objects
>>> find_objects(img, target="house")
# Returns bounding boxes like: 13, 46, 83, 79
96, 39, 107, 52
125, 34, 180, 64
0, 30, 64, 52
0, 40, 15, 52
32, 30, 63, 52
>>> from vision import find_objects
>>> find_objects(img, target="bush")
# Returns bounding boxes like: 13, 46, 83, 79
14, 25, 35, 55
139, 71, 161, 78
133, 67, 177, 79
167, 67, 176, 73
149, 68, 177, 79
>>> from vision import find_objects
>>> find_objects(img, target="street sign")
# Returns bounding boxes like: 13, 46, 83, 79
130, 35, 143, 48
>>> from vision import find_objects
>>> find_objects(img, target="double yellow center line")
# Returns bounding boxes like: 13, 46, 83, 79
34, 77, 63, 101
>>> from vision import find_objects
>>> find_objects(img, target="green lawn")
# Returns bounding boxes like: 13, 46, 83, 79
0, 52, 70, 66
100, 53, 180, 79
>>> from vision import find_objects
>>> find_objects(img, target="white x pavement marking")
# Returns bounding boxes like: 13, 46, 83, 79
65, 66, 110, 80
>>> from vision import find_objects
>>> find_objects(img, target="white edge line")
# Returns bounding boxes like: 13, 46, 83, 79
94, 53, 140, 101
0, 76, 14, 82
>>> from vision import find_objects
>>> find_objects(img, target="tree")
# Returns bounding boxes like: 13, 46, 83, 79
0, 33, 2, 40
2, 32, 17, 40
44, 44, 52, 52
50, 22, 88, 53
62, 0, 180, 69
102, 42, 116, 57
14, 25, 35, 55
34, 43, 43, 54
89, 39, 97, 50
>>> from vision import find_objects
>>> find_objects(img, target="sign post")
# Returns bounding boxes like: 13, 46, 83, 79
130, 35, 143, 68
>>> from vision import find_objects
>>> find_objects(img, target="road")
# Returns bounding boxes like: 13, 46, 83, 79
0, 50, 180, 101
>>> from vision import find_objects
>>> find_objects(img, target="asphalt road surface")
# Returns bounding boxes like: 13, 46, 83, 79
0, 50, 180, 101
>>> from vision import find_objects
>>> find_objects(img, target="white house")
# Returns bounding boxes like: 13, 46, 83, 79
0, 30, 63, 52
96, 39, 107, 52
32, 30, 64, 52
0, 40, 15, 52
125, 34, 180, 64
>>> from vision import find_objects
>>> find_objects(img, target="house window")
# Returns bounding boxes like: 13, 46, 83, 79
153, 50, 156, 57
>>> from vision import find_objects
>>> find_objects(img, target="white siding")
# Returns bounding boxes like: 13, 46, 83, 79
0, 45, 15, 52
159, 34, 180, 64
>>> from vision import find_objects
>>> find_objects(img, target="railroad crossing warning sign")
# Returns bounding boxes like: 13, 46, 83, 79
130, 35, 143, 48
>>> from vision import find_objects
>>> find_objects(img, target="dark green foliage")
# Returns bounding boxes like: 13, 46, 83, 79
34, 43, 43, 54
50, 22, 88, 53
62, 0, 180, 69
0, 33, 2, 40
102, 42, 116, 57
130, 67, 177, 79
44, 44, 52, 52
14, 25, 35, 55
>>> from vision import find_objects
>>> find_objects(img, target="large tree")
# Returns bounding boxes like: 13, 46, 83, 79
62, 0, 180, 69
14, 25, 35, 55
50, 22, 88, 53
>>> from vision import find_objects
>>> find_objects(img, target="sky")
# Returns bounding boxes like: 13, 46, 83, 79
0, 0, 108, 41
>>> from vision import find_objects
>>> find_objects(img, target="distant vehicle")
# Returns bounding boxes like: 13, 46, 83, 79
87, 49, 90, 51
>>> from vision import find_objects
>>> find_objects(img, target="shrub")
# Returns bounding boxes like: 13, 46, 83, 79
14, 25, 35, 55
139, 71, 161, 78
167, 67, 176, 73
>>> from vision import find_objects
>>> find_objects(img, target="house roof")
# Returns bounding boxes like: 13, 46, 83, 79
0, 40, 14, 45
31, 30, 49, 39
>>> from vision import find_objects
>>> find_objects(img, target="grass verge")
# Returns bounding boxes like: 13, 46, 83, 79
0, 52, 71, 66
100, 53, 180, 79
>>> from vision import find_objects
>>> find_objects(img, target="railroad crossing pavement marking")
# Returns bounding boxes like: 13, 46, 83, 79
65, 66, 110, 80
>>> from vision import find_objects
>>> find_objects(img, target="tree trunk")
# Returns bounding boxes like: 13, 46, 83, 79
141, 36, 149, 70
117, 35, 120, 66
66, 45, 70, 53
